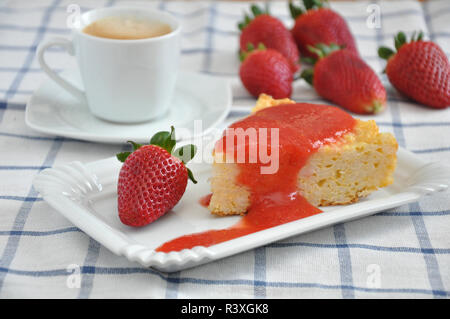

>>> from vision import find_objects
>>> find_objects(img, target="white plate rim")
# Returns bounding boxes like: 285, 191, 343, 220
32, 147, 450, 272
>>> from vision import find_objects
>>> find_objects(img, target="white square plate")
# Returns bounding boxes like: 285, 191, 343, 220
33, 147, 450, 272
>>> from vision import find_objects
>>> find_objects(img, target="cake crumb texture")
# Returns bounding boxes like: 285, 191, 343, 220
208, 95, 398, 215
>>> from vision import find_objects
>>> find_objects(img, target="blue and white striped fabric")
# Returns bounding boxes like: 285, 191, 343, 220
0, 0, 449, 298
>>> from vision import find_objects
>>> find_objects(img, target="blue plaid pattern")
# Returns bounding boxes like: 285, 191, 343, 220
0, 0, 449, 298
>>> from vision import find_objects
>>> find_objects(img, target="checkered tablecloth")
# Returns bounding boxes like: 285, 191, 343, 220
0, 0, 449, 299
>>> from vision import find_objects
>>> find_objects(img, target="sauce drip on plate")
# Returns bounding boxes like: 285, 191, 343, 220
156, 103, 356, 252
199, 193, 212, 207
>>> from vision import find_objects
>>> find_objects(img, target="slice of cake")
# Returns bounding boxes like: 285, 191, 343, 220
209, 95, 398, 216
156, 95, 398, 252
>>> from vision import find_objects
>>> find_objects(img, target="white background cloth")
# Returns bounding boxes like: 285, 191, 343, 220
0, 0, 449, 298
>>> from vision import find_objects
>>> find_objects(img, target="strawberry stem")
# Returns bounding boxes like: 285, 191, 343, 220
366, 100, 386, 114
307, 45, 324, 59
307, 43, 342, 60
300, 69, 314, 86
187, 168, 197, 184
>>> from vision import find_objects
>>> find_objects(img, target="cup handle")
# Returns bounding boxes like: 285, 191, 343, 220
37, 37, 87, 103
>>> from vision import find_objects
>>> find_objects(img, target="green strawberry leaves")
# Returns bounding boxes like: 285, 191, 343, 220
307, 43, 342, 60
301, 56, 317, 65
378, 30, 425, 61
394, 31, 407, 50
289, 2, 304, 19
116, 151, 131, 163
116, 126, 198, 184
128, 141, 143, 151
173, 144, 197, 164
299, 43, 342, 86
116, 141, 142, 162
238, 4, 269, 31
172, 143, 198, 184
289, 0, 329, 19
150, 126, 176, 154
239, 42, 266, 62
414, 31, 424, 41
300, 68, 314, 85
378, 47, 395, 60
304, 0, 328, 10
250, 4, 265, 17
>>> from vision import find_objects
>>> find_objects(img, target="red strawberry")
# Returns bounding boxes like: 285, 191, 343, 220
239, 4, 300, 73
239, 45, 293, 99
301, 44, 386, 114
116, 127, 197, 227
289, 0, 358, 59
378, 31, 450, 109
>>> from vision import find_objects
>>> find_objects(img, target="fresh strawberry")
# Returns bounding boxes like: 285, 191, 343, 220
116, 127, 197, 227
239, 45, 293, 99
378, 31, 450, 109
289, 0, 358, 59
301, 44, 386, 114
239, 4, 300, 72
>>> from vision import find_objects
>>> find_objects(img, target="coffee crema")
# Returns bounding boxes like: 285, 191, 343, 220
83, 16, 172, 40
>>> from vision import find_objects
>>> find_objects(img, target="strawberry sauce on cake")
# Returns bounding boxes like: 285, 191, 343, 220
156, 101, 364, 253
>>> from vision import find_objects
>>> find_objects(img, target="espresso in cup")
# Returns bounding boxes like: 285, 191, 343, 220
83, 15, 172, 40
37, 7, 181, 123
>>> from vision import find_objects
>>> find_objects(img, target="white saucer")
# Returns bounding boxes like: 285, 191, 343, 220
25, 70, 232, 144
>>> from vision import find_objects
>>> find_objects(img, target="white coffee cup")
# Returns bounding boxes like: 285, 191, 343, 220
37, 7, 181, 123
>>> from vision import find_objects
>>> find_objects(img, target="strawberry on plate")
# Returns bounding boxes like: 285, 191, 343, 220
289, 0, 358, 59
301, 43, 386, 114
239, 44, 294, 99
239, 4, 300, 73
116, 127, 197, 227
378, 31, 450, 109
